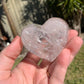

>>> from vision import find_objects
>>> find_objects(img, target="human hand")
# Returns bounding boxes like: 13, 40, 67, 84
0, 30, 83, 84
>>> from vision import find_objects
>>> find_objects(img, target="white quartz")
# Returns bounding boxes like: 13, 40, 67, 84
21, 18, 69, 62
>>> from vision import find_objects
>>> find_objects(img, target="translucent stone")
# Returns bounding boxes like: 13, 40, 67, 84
21, 18, 69, 62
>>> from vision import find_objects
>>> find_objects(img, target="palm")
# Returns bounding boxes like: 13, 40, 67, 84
11, 59, 48, 84
0, 30, 83, 84
0, 53, 67, 84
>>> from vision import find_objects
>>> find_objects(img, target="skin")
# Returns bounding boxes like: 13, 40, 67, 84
0, 30, 83, 84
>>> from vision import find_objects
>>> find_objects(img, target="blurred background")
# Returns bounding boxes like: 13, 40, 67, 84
0, 0, 84, 84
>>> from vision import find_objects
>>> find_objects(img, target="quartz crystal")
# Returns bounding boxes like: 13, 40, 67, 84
21, 18, 69, 62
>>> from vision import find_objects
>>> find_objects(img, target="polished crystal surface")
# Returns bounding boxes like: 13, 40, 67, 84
21, 18, 69, 62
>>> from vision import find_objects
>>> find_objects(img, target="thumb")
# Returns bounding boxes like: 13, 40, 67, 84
0, 36, 23, 80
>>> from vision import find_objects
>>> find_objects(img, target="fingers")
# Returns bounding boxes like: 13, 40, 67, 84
49, 30, 83, 84
66, 36, 83, 63
68, 30, 78, 42
49, 49, 70, 84
0, 36, 23, 80
67, 29, 83, 64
